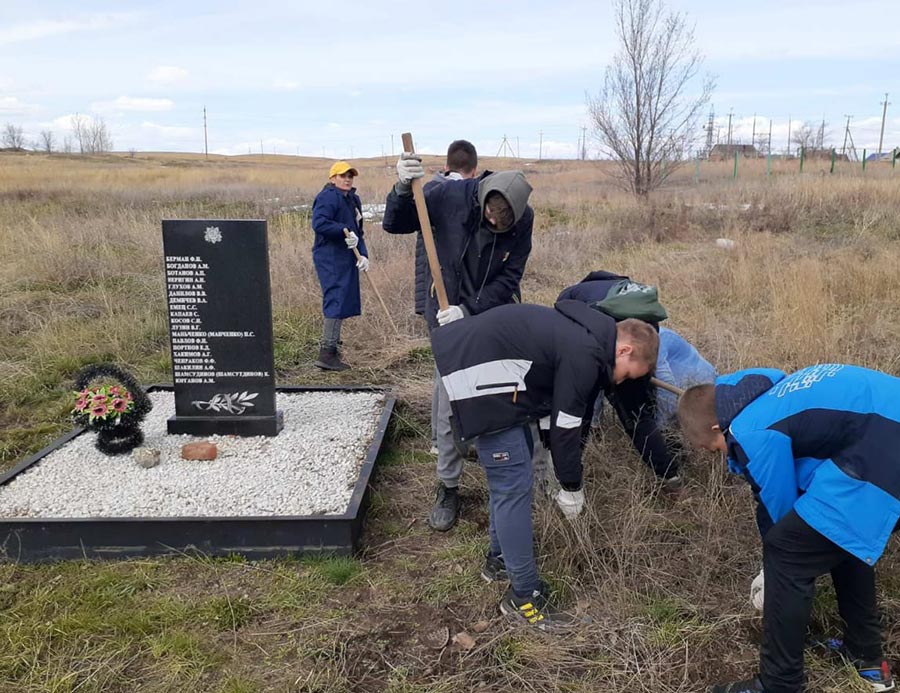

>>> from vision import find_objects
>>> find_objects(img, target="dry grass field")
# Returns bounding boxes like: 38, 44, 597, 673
1, 150, 899, 692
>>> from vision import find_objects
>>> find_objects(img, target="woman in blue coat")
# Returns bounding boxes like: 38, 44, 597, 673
311, 161, 369, 371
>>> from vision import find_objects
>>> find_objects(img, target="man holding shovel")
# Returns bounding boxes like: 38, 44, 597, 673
383, 149, 534, 531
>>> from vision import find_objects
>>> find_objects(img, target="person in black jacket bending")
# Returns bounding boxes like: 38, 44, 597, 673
432, 301, 659, 629
383, 152, 534, 532
558, 270, 682, 488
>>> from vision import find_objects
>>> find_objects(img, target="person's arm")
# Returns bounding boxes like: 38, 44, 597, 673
548, 354, 598, 491
729, 432, 798, 539
462, 207, 534, 315
311, 193, 350, 241
608, 376, 679, 479
382, 185, 421, 235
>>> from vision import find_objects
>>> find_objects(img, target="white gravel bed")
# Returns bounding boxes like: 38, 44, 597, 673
0, 390, 385, 519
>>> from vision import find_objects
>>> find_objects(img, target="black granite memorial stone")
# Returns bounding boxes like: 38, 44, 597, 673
163, 220, 283, 436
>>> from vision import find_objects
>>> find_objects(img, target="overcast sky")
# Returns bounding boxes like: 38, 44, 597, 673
2, 0, 899, 158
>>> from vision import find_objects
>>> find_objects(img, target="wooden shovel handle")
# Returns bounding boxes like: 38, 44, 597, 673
651, 377, 684, 397
342, 228, 363, 261
401, 132, 449, 311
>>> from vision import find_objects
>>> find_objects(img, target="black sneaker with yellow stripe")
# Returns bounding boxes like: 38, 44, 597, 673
499, 584, 577, 631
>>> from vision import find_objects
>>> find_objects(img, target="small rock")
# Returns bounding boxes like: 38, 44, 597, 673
715, 237, 737, 250
422, 625, 450, 650
181, 441, 217, 461
472, 620, 490, 633
133, 448, 161, 469
453, 632, 476, 650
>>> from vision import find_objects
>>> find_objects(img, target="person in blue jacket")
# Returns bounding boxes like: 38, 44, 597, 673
678, 364, 898, 693
311, 161, 369, 371
654, 328, 717, 426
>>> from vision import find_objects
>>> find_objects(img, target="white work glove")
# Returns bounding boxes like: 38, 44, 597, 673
555, 488, 585, 520
344, 230, 359, 249
396, 152, 425, 184
750, 569, 764, 612
436, 305, 464, 326
356, 256, 369, 272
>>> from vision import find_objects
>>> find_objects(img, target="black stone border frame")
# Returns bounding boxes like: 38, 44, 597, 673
0, 385, 395, 563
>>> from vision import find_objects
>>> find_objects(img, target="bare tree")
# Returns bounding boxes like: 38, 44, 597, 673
2, 123, 26, 149
588, 0, 714, 195
40, 130, 55, 153
71, 113, 88, 153
791, 121, 818, 151
70, 114, 113, 153
87, 118, 113, 153
62, 136, 73, 154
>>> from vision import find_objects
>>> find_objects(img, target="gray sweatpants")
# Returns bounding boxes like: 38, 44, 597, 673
433, 368, 467, 488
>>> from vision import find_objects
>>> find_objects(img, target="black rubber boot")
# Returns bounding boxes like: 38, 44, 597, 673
428, 482, 460, 531
314, 346, 350, 371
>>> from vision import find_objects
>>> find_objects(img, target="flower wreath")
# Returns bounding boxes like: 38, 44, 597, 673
72, 364, 153, 455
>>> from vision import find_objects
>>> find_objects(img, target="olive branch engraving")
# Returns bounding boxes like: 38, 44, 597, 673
192, 391, 258, 415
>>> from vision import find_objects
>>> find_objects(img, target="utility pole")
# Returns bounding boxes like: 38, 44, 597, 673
497, 135, 516, 157
516, 136, 520, 158
842, 115, 852, 156
203, 106, 208, 159
727, 108, 734, 146
390, 134, 394, 157
878, 93, 891, 158
751, 113, 756, 149
768, 119, 772, 155
538, 130, 543, 160
260, 139, 263, 157
581, 125, 587, 160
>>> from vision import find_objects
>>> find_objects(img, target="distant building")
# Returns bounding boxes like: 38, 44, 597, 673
865, 150, 899, 162
709, 144, 758, 160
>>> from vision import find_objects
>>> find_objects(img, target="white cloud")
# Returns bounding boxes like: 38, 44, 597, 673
48, 113, 101, 134
0, 13, 139, 46
141, 122, 197, 139
272, 79, 299, 91
147, 66, 189, 85
92, 96, 175, 113
0, 96, 40, 115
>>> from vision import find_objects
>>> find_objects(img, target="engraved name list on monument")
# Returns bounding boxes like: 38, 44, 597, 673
162, 220, 283, 436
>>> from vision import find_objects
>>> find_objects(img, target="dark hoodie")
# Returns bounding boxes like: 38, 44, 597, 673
431, 300, 617, 490
383, 171, 534, 329
557, 269, 677, 480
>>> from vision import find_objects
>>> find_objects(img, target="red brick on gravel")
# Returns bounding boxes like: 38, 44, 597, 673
181, 441, 218, 461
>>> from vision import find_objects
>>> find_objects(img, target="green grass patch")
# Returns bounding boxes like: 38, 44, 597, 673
420, 569, 482, 607
307, 555, 363, 586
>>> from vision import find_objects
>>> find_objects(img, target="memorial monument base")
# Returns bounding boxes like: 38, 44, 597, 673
166, 411, 284, 437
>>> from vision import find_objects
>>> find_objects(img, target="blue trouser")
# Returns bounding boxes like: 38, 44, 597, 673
476, 425, 540, 597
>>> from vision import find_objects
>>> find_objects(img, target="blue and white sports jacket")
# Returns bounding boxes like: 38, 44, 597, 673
718, 364, 900, 566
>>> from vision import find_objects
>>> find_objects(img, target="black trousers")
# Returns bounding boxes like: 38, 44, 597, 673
759, 509, 883, 693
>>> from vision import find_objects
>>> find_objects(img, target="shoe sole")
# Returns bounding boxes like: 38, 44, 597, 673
313, 361, 349, 371
481, 569, 508, 584
868, 682, 895, 693
427, 515, 458, 532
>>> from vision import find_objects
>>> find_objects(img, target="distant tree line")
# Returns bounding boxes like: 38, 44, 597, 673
2, 114, 113, 154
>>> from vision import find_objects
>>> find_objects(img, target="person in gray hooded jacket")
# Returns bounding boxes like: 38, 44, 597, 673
383, 153, 534, 531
